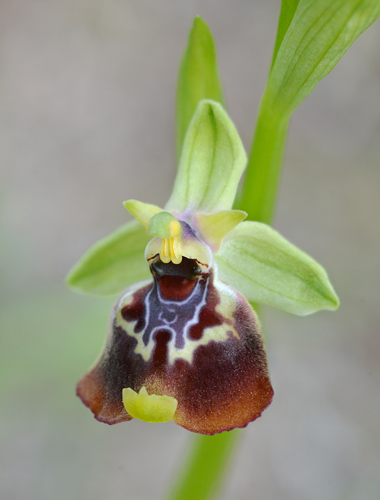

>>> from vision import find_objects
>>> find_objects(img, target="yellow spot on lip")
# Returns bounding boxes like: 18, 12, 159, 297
122, 386, 178, 423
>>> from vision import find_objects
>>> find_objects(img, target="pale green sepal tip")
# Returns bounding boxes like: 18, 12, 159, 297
167, 99, 247, 214
123, 199, 163, 229
66, 220, 151, 296
215, 221, 340, 316
195, 209, 247, 252
123, 387, 178, 423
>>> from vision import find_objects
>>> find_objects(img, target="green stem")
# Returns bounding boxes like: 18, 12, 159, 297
168, 430, 240, 500
239, 101, 289, 225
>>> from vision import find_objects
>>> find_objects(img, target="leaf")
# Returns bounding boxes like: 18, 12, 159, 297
265, 0, 380, 115
166, 100, 247, 214
215, 221, 340, 315
270, 0, 301, 72
194, 210, 247, 252
239, 0, 380, 223
66, 220, 151, 296
177, 16, 224, 160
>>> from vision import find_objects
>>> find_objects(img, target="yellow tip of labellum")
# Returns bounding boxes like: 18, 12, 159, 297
122, 386, 178, 423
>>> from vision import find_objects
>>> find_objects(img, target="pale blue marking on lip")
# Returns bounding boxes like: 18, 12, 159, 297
140, 272, 210, 350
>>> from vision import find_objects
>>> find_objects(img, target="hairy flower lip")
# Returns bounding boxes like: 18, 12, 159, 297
76, 266, 274, 434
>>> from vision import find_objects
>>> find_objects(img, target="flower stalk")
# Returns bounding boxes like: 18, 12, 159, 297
239, 103, 289, 225
168, 431, 239, 500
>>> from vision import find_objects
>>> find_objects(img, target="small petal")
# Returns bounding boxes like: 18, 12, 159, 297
166, 100, 247, 214
123, 199, 163, 229
215, 221, 340, 315
194, 209, 247, 252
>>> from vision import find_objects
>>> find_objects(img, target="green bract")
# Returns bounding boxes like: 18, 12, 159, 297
267, 0, 380, 115
67, 99, 339, 316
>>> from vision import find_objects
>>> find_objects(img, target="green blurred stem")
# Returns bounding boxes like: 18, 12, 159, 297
239, 102, 289, 225
168, 430, 239, 500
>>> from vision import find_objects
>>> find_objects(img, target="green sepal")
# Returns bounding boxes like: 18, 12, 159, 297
215, 221, 339, 315
176, 16, 224, 160
66, 220, 151, 296
265, 0, 380, 115
167, 100, 247, 214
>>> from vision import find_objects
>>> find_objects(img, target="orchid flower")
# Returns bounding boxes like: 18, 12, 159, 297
68, 99, 339, 435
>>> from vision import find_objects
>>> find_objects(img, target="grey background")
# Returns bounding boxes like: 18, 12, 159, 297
1, 1, 380, 499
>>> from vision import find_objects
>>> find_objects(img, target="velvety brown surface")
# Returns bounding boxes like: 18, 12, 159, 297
77, 266, 273, 434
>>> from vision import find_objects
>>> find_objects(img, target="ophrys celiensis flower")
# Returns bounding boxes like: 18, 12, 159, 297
68, 100, 339, 434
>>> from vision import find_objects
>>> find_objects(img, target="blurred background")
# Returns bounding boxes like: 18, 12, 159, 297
1, 1, 380, 499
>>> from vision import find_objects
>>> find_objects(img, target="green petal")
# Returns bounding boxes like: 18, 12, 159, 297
194, 210, 247, 252
176, 16, 224, 160
166, 100, 246, 214
123, 199, 163, 229
215, 221, 339, 315
66, 220, 151, 296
